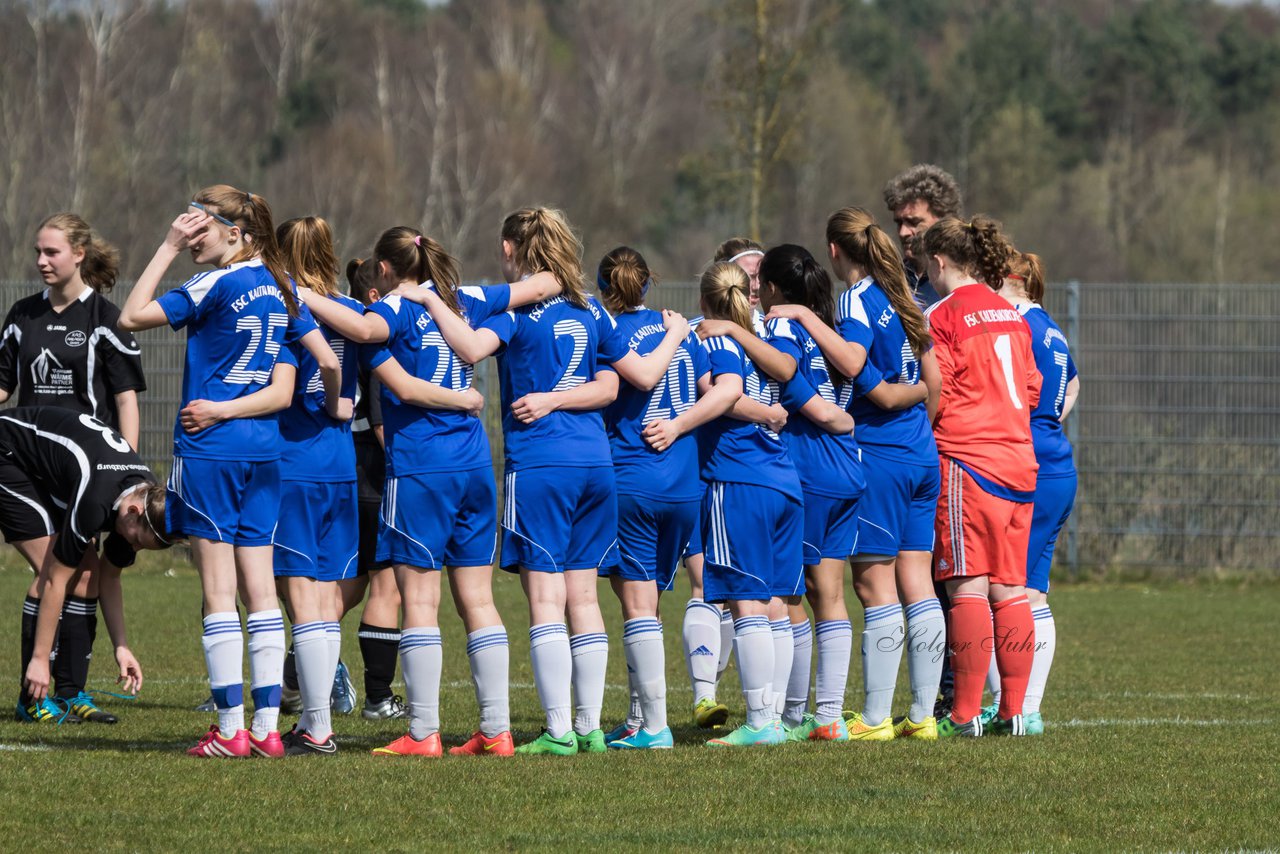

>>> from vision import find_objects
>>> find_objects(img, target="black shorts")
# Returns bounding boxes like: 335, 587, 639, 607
0, 460, 57, 543
357, 499, 390, 576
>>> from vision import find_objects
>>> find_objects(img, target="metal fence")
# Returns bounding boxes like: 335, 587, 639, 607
4, 280, 1277, 577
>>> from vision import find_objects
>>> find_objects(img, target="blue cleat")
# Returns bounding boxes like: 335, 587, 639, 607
331, 660, 357, 715
605, 721, 639, 746
1025, 711, 1044, 735
608, 726, 674, 750
15, 697, 74, 724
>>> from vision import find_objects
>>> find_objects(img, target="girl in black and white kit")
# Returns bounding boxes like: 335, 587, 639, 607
0, 214, 147, 724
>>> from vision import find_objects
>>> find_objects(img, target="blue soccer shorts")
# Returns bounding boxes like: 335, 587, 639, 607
851, 452, 940, 560
701, 480, 804, 602
379, 467, 497, 570
801, 491, 860, 565
500, 465, 617, 573
601, 493, 700, 590
167, 455, 280, 547
1026, 471, 1077, 593
272, 479, 359, 581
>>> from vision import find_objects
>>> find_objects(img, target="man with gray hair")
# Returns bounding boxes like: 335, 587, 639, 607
883, 164, 963, 309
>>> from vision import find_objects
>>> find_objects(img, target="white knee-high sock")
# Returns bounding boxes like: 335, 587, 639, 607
682, 599, 721, 705
814, 619, 853, 725
733, 616, 775, 730
466, 626, 510, 737
1024, 604, 1056, 715
784, 619, 812, 728
905, 598, 946, 722
400, 627, 443, 740
860, 603, 903, 727
246, 609, 285, 739
570, 631, 609, 735
769, 619, 794, 718
325, 620, 343, 691
987, 648, 1002, 707
529, 623, 572, 738
717, 607, 734, 677
293, 621, 332, 740
623, 618, 666, 733
203, 612, 244, 737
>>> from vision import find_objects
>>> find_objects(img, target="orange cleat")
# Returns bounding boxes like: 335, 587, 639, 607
372, 732, 443, 757
449, 730, 515, 757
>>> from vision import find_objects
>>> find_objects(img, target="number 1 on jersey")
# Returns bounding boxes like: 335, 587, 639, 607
992, 333, 1023, 410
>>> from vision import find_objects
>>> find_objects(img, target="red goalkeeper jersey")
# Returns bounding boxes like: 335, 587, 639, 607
926, 283, 1041, 498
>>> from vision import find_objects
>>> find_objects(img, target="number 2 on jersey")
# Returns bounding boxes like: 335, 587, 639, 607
992, 333, 1023, 410
226, 313, 288, 385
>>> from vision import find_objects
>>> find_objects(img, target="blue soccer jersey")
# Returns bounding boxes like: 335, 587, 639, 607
1018, 303, 1077, 476
157, 259, 317, 461
482, 295, 629, 470
837, 277, 938, 466
362, 284, 510, 477
605, 308, 709, 501
765, 317, 864, 499
277, 292, 362, 482
697, 335, 801, 501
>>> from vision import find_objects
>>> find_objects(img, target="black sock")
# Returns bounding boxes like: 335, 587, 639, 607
358, 622, 400, 703
55, 596, 96, 700
19, 596, 38, 707
283, 645, 298, 691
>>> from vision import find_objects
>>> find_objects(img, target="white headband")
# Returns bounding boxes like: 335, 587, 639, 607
726, 249, 765, 263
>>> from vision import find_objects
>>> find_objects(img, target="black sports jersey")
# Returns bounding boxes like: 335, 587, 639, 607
353, 365, 385, 503
0, 407, 155, 567
0, 289, 146, 428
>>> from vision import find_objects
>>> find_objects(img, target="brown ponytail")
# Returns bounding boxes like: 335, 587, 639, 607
346, 257, 379, 305
826, 206, 931, 358
699, 262, 753, 333
192, 185, 299, 315
921, 214, 1014, 293
597, 246, 653, 315
276, 216, 340, 298
37, 213, 120, 293
501, 207, 587, 308
373, 226, 462, 317
1008, 251, 1045, 303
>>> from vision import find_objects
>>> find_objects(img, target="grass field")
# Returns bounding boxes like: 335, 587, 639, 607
0, 558, 1276, 852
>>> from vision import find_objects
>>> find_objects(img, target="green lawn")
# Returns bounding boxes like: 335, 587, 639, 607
0, 558, 1276, 851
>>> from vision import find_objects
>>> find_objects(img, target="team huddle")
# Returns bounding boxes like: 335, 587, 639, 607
1, 164, 1078, 756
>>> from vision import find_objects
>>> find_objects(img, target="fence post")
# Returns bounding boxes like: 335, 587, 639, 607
1066, 279, 1081, 580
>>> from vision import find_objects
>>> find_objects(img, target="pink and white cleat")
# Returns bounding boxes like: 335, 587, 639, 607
249, 730, 285, 758
187, 724, 250, 758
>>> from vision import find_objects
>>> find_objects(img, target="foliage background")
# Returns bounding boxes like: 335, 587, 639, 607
3, 0, 1279, 283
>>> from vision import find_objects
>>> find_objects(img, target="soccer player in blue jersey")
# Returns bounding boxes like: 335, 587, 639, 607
404, 208, 688, 755
264, 216, 361, 755
770, 208, 944, 740
120, 185, 342, 758
985, 252, 1078, 735
713, 238, 767, 335
689, 262, 803, 748
299, 229, 563, 758
748, 245, 866, 743
339, 258, 404, 721
586, 247, 736, 750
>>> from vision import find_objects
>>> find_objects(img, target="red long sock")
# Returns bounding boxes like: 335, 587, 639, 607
992, 594, 1035, 720
947, 592, 992, 724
